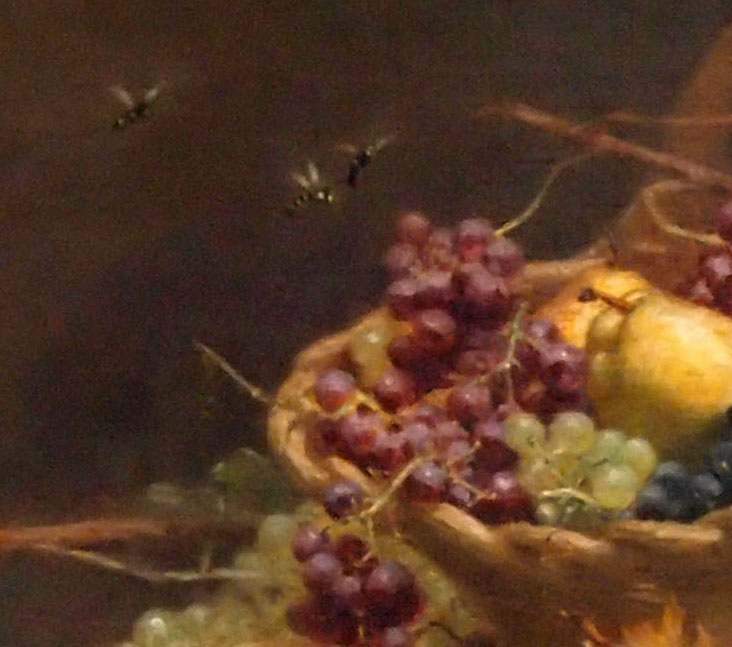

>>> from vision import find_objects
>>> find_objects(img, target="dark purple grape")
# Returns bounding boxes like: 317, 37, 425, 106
373, 626, 415, 647
364, 560, 420, 627
473, 419, 517, 472
334, 533, 370, 568
690, 472, 723, 516
337, 409, 383, 462
401, 420, 434, 455
324, 481, 365, 519
540, 342, 587, 398
330, 575, 364, 610
455, 218, 494, 262
292, 524, 332, 562
715, 199, 732, 243
633, 482, 679, 521
447, 382, 493, 424
388, 334, 427, 368
371, 431, 411, 472
396, 211, 431, 247
422, 227, 456, 269
415, 270, 454, 307
701, 252, 732, 290
461, 323, 503, 350
463, 269, 512, 319
286, 599, 324, 638
405, 462, 448, 501
315, 369, 356, 412
445, 439, 472, 467
372, 368, 417, 412
303, 552, 343, 593
412, 308, 457, 355
443, 481, 474, 509
484, 236, 524, 276
387, 278, 420, 319
455, 349, 496, 376
432, 420, 469, 451
410, 403, 447, 426
471, 471, 533, 524
383, 243, 420, 279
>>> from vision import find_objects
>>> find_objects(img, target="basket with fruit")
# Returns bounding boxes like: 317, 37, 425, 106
267, 172, 732, 646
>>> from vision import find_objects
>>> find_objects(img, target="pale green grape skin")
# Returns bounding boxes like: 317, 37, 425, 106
350, 319, 396, 387
585, 429, 626, 466
503, 413, 546, 456
589, 464, 640, 509
256, 513, 299, 552
619, 437, 658, 481
547, 412, 596, 456
518, 457, 561, 495
535, 500, 561, 526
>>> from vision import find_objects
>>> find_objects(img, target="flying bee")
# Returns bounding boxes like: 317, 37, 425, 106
285, 161, 335, 216
337, 135, 395, 187
110, 83, 164, 130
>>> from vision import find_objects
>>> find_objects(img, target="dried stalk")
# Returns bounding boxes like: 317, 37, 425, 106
477, 103, 732, 191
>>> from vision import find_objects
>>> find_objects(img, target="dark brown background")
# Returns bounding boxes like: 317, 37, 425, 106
0, 2, 731, 646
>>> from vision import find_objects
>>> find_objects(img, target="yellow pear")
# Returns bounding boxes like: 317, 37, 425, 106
538, 268, 732, 460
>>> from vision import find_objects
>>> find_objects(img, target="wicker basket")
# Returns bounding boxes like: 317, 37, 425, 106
268, 298, 732, 646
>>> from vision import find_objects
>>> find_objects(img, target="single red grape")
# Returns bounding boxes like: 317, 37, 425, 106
412, 308, 457, 355
337, 409, 383, 462
387, 278, 420, 319
447, 382, 493, 424
303, 552, 343, 593
383, 243, 420, 279
292, 524, 332, 562
415, 269, 454, 307
396, 211, 431, 247
323, 481, 365, 519
484, 235, 524, 276
315, 369, 356, 412
372, 367, 417, 412
405, 462, 448, 501
455, 218, 494, 261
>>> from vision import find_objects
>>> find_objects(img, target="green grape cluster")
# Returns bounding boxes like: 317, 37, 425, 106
121, 501, 319, 647
503, 411, 658, 529
120, 500, 485, 647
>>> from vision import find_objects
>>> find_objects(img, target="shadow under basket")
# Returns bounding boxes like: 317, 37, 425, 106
268, 308, 732, 647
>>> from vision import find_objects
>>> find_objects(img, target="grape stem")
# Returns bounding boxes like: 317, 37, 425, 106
489, 302, 528, 406
358, 456, 429, 521
495, 152, 597, 236
194, 341, 272, 404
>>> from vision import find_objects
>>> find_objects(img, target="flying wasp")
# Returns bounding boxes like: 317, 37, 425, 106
337, 135, 394, 188
285, 161, 335, 216
110, 83, 164, 130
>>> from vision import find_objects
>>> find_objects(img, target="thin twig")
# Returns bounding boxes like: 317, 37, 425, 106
495, 153, 596, 236
359, 456, 428, 520
34, 545, 266, 585
194, 341, 271, 404
477, 102, 732, 191
606, 110, 732, 127
0, 518, 167, 550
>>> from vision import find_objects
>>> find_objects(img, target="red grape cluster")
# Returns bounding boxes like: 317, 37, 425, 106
681, 199, 732, 313
382, 212, 587, 416
288, 524, 422, 647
